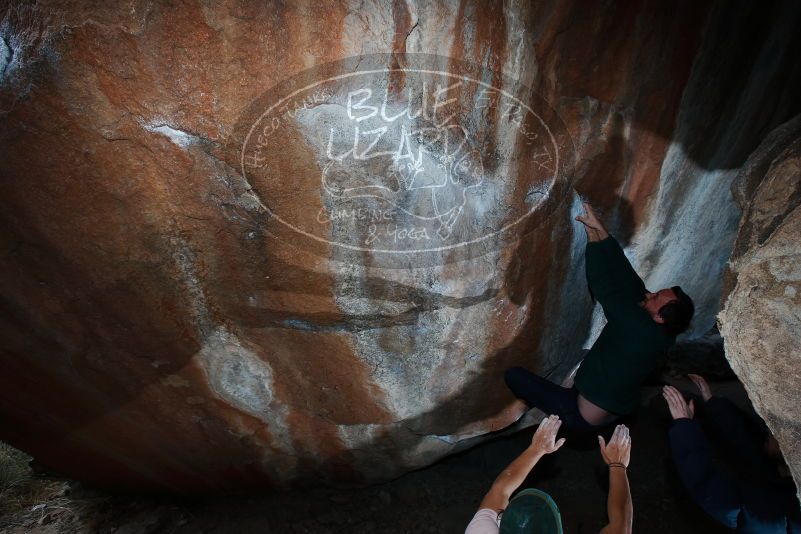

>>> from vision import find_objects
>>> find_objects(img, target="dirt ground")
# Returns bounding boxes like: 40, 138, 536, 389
0, 376, 762, 534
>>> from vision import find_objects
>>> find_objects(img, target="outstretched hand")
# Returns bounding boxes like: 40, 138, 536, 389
688, 374, 712, 402
531, 415, 567, 455
575, 202, 609, 241
598, 424, 632, 467
662, 385, 695, 420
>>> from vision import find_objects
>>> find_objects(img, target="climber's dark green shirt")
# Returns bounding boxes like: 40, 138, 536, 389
574, 236, 674, 415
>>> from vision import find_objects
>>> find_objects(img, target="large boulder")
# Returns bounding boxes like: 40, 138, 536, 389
720, 114, 801, 499
0, 1, 799, 492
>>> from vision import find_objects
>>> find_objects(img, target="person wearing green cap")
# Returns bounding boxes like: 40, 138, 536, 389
465, 416, 633, 534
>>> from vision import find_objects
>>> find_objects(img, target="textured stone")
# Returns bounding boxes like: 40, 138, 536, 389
0, 1, 800, 492
720, 113, 801, 499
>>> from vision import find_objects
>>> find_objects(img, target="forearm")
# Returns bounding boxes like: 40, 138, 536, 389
583, 225, 607, 242
585, 236, 620, 301
607, 467, 633, 532
488, 446, 543, 500
594, 226, 609, 241
586, 235, 645, 301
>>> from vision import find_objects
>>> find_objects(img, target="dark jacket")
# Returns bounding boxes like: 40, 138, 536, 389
669, 397, 801, 533
574, 236, 674, 414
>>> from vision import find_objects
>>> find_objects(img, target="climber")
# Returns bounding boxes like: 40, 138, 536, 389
465, 415, 634, 534
663, 376, 801, 533
504, 202, 695, 432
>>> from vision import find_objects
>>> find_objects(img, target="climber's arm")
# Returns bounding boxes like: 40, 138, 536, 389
584, 237, 649, 327
577, 203, 646, 309
576, 201, 609, 243
587, 236, 646, 300
477, 415, 566, 512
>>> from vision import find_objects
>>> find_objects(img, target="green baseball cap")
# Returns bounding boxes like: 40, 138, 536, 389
499, 488, 563, 534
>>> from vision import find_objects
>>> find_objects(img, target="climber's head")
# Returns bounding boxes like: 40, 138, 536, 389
641, 286, 694, 336
499, 488, 563, 534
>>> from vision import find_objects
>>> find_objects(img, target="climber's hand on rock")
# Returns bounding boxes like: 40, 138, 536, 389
688, 374, 712, 402
530, 414, 566, 455
575, 202, 609, 240
663, 385, 695, 419
576, 202, 603, 229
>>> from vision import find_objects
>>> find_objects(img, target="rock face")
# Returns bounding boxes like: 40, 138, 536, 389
720, 114, 801, 498
0, 1, 800, 492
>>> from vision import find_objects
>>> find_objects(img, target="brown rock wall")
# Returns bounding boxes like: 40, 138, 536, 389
1, 0, 799, 492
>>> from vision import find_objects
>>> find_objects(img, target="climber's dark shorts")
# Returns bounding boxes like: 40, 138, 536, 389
504, 366, 608, 434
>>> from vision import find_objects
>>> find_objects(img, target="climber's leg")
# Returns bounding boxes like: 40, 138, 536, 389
504, 366, 599, 431
504, 367, 572, 409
